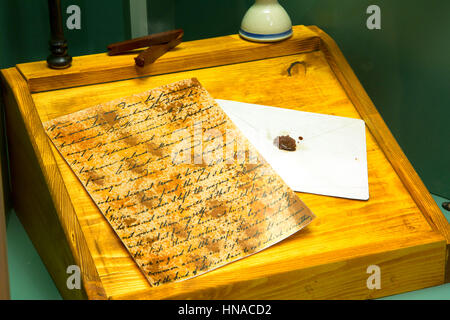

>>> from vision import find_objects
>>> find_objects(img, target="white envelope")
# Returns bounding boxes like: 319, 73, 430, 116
217, 99, 369, 200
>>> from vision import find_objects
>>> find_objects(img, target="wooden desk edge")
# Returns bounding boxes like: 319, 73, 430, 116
112, 232, 446, 300
1, 25, 448, 300
1, 68, 107, 300
16, 25, 321, 93
308, 26, 450, 281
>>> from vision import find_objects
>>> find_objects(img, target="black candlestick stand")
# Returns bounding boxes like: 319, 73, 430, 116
47, 0, 72, 69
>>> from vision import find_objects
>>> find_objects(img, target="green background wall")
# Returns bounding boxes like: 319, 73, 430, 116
0, 0, 448, 198
0, 0, 130, 68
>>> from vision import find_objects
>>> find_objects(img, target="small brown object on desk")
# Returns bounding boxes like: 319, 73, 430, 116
107, 29, 183, 67
134, 36, 183, 67
1, 25, 449, 300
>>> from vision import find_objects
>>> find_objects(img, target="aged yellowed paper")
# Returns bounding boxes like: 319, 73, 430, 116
44, 78, 315, 286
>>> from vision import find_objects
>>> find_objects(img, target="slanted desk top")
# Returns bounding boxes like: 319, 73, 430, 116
1, 25, 449, 299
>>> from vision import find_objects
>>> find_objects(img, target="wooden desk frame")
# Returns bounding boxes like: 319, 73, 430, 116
1, 26, 448, 300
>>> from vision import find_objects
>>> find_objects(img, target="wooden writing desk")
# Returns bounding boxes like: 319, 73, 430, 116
1, 25, 449, 299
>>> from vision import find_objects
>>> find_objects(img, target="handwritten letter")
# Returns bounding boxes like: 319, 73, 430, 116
44, 78, 315, 286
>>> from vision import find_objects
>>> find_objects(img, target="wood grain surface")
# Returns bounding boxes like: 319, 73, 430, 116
2, 25, 448, 299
